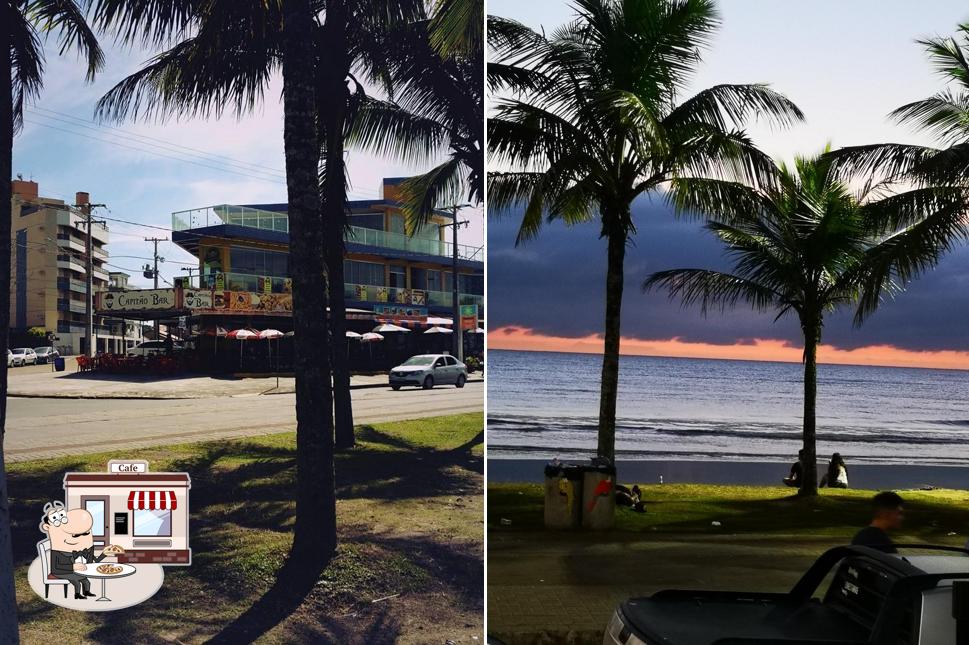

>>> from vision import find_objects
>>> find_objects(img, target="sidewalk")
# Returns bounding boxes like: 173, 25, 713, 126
7, 364, 483, 399
487, 530, 838, 644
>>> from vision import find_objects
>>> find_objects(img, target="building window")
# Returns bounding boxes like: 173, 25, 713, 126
348, 212, 384, 231
344, 260, 385, 286
411, 268, 427, 290
389, 213, 406, 235
389, 265, 406, 288
229, 247, 288, 277
134, 509, 172, 537
459, 274, 484, 295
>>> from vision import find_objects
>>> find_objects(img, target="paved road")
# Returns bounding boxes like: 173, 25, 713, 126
5, 382, 483, 462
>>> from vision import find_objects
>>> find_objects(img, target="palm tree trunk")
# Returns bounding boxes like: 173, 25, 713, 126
597, 224, 627, 462
321, 0, 354, 451
0, 28, 19, 642
799, 321, 820, 497
281, 0, 336, 563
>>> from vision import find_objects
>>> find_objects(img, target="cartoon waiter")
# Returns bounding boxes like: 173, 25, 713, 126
39, 501, 122, 600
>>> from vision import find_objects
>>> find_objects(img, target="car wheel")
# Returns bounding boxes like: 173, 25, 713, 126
391, 385, 401, 391
455, 374, 466, 388
422, 376, 434, 390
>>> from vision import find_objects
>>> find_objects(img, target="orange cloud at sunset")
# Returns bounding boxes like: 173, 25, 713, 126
489, 326, 969, 371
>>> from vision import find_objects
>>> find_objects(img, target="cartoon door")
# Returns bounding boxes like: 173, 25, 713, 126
82, 496, 109, 546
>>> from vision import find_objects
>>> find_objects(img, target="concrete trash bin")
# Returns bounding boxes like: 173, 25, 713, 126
53, 357, 66, 372
543, 464, 583, 529
581, 463, 617, 529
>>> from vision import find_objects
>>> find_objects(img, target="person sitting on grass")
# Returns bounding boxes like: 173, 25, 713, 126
819, 453, 849, 489
615, 484, 646, 513
851, 491, 905, 553
783, 450, 806, 488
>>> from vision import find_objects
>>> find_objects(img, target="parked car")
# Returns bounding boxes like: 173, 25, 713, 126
33, 347, 59, 364
389, 354, 467, 390
603, 544, 969, 645
6, 350, 12, 368
127, 340, 183, 357
10, 348, 37, 367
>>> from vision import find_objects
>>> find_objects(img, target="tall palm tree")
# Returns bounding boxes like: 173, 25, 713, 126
3, 2, 102, 636
89, 0, 424, 449
644, 151, 969, 496
488, 0, 803, 463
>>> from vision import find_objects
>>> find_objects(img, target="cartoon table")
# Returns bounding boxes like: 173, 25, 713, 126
82, 563, 137, 602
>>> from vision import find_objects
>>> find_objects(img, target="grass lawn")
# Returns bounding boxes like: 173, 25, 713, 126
489, 482, 969, 541
487, 482, 969, 644
9, 412, 484, 644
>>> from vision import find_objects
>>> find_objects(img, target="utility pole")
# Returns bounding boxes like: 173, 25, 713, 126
74, 193, 106, 358
439, 204, 471, 362
180, 266, 198, 288
144, 237, 167, 289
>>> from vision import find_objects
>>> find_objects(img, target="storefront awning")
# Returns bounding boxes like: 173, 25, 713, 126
127, 490, 178, 511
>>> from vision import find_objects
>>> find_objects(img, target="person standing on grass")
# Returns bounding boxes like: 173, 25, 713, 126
852, 491, 905, 553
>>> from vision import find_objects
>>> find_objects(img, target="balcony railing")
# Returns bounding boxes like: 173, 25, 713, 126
172, 204, 482, 261
183, 272, 483, 310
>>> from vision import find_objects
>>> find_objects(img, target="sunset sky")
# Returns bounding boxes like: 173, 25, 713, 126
488, 0, 969, 370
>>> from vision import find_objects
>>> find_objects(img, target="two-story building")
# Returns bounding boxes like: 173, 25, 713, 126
170, 177, 484, 325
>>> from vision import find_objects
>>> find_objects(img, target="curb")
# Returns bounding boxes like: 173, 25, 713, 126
8, 377, 484, 400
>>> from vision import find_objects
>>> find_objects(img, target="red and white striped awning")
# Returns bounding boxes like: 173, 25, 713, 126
127, 490, 177, 511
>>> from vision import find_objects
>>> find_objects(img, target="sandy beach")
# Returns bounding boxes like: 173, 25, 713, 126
487, 457, 969, 490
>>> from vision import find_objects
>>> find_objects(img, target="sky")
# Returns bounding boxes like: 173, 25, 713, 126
487, 0, 969, 369
13, 37, 484, 290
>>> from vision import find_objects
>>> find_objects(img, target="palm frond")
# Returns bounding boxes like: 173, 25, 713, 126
10, 5, 45, 133
84, 0, 199, 47
397, 157, 465, 233
665, 84, 804, 132
347, 97, 447, 166
30, 0, 104, 80
643, 268, 784, 316
428, 0, 481, 57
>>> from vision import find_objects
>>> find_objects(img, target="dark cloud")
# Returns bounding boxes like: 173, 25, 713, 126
488, 198, 969, 353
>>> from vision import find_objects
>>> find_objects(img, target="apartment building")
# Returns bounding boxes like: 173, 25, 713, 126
10, 179, 140, 355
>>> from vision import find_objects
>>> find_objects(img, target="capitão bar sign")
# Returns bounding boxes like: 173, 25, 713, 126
99, 289, 178, 312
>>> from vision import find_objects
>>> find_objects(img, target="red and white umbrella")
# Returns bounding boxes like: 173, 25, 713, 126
424, 326, 453, 334
258, 329, 284, 340
227, 329, 257, 340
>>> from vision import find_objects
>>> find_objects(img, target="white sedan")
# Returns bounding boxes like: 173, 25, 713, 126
389, 354, 467, 390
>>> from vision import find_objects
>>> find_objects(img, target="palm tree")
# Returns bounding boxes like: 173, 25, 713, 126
348, 5, 483, 230
644, 151, 969, 496
488, 0, 803, 463
2, 3, 102, 636
90, 0, 425, 450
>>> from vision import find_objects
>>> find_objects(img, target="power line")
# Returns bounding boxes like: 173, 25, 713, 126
30, 106, 289, 176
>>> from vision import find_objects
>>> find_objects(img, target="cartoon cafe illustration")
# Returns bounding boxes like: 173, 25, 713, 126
63, 460, 192, 564
29, 460, 191, 611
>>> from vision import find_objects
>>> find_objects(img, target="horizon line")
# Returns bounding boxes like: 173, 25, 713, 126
488, 326, 969, 372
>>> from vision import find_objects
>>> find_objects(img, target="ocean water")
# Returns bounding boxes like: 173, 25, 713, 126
487, 349, 969, 466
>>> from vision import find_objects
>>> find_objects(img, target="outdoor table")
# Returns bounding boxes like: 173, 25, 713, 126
80, 563, 137, 602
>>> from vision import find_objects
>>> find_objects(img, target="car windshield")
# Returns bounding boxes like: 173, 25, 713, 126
34, 348, 50, 354
12, 349, 28, 354
402, 356, 436, 366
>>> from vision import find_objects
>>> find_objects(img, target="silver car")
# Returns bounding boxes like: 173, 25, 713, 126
10, 348, 37, 366
34, 347, 59, 364
389, 354, 467, 390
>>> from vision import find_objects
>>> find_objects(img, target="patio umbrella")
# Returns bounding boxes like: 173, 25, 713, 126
373, 323, 411, 333
425, 316, 452, 326
345, 330, 362, 338
360, 331, 383, 362
227, 329, 257, 368
469, 327, 485, 334
259, 329, 284, 385
423, 326, 453, 334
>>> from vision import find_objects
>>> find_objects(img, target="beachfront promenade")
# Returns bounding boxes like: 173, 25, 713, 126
487, 482, 969, 644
